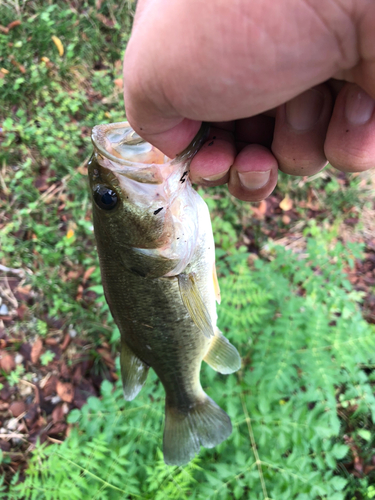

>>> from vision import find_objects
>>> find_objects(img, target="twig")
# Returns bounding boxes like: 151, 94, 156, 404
0, 264, 25, 277
0, 433, 28, 440
240, 393, 270, 500
47, 436, 63, 444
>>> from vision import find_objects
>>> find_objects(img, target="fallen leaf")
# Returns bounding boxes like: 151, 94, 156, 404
0, 351, 16, 373
7, 20, 21, 30
0, 26, 9, 34
258, 200, 267, 214
83, 266, 96, 283
45, 338, 58, 346
0, 68, 9, 74
24, 404, 38, 426
9, 401, 26, 418
114, 77, 123, 89
282, 215, 291, 224
56, 381, 74, 403
52, 403, 64, 423
61, 333, 71, 351
60, 362, 70, 379
51, 35, 64, 56
30, 338, 43, 363
279, 196, 293, 211
66, 270, 80, 280
17, 304, 28, 320
76, 284, 84, 301
9, 57, 26, 74
0, 440, 11, 452
40, 375, 57, 396
96, 13, 115, 28
48, 422, 67, 435
97, 347, 115, 369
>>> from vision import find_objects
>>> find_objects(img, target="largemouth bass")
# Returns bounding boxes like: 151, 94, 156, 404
88, 122, 241, 465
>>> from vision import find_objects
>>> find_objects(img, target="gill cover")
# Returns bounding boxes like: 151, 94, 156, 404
88, 122, 208, 278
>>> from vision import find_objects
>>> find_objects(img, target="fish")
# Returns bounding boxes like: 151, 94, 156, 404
88, 122, 241, 465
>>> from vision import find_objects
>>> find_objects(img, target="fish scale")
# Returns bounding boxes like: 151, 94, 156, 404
89, 122, 241, 465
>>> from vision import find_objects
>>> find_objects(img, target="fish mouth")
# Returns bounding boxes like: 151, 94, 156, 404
91, 122, 168, 166
91, 121, 210, 166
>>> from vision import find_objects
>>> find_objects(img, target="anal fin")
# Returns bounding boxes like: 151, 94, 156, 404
178, 273, 214, 338
120, 338, 149, 401
204, 329, 241, 374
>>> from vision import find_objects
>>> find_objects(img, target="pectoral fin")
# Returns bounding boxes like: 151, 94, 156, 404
204, 329, 241, 374
213, 262, 221, 304
178, 273, 215, 338
120, 338, 149, 401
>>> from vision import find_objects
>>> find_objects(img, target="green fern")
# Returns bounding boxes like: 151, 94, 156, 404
6, 229, 375, 500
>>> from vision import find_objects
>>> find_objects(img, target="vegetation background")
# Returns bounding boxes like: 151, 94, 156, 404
0, 1, 375, 499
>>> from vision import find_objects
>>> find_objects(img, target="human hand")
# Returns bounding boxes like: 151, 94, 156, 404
123, 0, 375, 201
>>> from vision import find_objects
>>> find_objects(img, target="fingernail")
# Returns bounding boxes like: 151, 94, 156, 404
203, 171, 229, 182
238, 170, 270, 190
345, 87, 375, 125
285, 89, 324, 131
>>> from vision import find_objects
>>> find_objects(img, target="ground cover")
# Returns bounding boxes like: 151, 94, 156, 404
1, 1, 375, 498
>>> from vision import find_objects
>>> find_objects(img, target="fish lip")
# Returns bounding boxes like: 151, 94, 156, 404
172, 122, 210, 164
91, 121, 168, 167
92, 121, 210, 166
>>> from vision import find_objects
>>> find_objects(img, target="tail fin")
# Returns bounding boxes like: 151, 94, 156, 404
163, 394, 232, 465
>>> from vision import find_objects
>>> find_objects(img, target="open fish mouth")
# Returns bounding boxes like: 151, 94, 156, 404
91, 121, 168, 168
91, 121, 210, 166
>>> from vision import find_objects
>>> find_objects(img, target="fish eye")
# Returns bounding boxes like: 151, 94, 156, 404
93, 186, 118, 211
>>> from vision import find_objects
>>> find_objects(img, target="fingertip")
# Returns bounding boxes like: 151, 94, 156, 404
228, 145, 278, 202
272, 84, 332, 176
190, 135, 235, 185
325, 83, 375, 172
126, 117, 202, 159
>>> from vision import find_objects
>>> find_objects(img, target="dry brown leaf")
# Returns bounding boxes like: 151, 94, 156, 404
9, 401, 26, 417
279, 196, 293, 211
0, 26, 9, 34
30, 338, 43, 363
0, 351, 16, 373
114, 78, 123, 89
258, 200, 267, 215
7, 20, 21, 30
56, 381, 74, 403
52, 403, 65, 423
83, 266, 96, 283
97, 348, 115, 369
96, 13, 115, 28
61, 333, 71, 351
